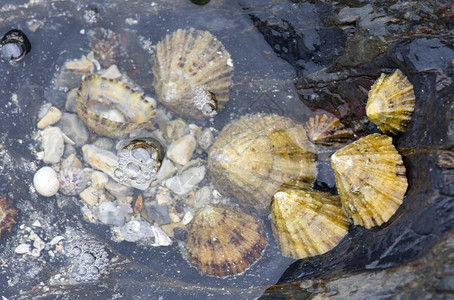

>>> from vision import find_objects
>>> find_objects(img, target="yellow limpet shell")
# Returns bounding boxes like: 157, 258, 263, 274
271, 189, 349, 259
331, 133, 408, 228
184, 204, 267, 277
152, 28, 233, 120
304, 113, 352, 146
208, 114, 317, 212
76, 75, 155, 138
366, 69, 415, 135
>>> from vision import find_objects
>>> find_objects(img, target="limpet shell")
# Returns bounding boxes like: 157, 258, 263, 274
184, 204, 267, 277
76, 75, 155, 138
152, 28, 233, 120
331, 133, 408, 228
366, 69, 415, 135
304, 113, 352, 146
271, 189, 349, 259
208, 114, 317, 212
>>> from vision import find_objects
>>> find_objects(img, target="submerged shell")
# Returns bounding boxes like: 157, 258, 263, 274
271, 189, 349, 259
304, 114, 352, 145
58, 167, 87, 196
184, 204, 267, 277
76, 75, 155, 138
152, 28, 233, 120
208, 114, 317, 212
331, 133, 408, 228
366, 69, 415, 135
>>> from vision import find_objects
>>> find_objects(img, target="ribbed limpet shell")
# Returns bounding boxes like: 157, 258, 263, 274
184, 204, 267, 277
304, 113, 352, 146
208, 114, 317, 212
76, 75, 155, 138
366, 69, 416, 135
152, 28, 233, 120
331, 133, 408, 228
271, 189, 349, 259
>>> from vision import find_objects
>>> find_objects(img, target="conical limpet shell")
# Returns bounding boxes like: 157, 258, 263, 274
366, 69, 415, 135
271, 189, 349, 259
208, 114, 317, 212
331, 133, 408, 228
152, 28, 233, 120
304, 113, 352, 146
184, 204, 267, 277
76, 75, 155, 138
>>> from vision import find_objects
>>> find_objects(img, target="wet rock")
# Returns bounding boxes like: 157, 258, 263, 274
58, 113, 89, 147
263, 230, 454, 299
79, 187, 99, 206
65, 88, 78, 113
82, 144, 118, 180
144, 202, 170, 225
244, 0, 346, 77
91, 171, 109, 190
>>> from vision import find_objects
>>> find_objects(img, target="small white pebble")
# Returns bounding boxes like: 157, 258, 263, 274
32, 220, 42, 227
182, 210, 194, 225
15, 243, 31, 254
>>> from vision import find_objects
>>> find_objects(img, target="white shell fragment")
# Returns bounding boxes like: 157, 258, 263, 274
33, 166, 60, 197
150, 226, 172, 247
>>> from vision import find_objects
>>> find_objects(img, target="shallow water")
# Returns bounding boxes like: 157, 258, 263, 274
0, 0, 453, 299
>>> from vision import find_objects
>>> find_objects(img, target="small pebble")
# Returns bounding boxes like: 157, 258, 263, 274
33, 166, 60, 197
165, 165, 206, 195
91, 171, 109, 190
64, 59, 94, 72
79, 187, 100, 206
145, 202, 171, 225
37, 107, 62, 129
182, 210, 194, 225
15, 243, 31, 254
41, 127, 65, 164
167, 134, 196, 166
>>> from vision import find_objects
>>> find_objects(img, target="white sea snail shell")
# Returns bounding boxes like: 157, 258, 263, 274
33, 166, 60, 197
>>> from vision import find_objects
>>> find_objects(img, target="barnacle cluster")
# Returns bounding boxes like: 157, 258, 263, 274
64, 239, 110, 282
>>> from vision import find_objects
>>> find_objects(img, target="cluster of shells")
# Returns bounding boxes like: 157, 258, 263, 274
32, 24, 416, 279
